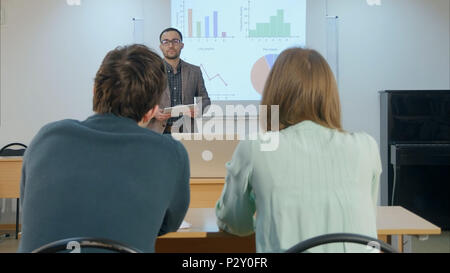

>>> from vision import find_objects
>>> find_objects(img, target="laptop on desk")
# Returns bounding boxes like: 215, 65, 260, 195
172, 134, 240, 178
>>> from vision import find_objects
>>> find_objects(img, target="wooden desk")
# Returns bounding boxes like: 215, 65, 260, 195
0, 157, 22, 238
0, 158, 221, 208
189, 179, 224, 208
155, 207, 441, 253
156, 208, 255, 253
2, 158, 441, 252
0, 157, 22, 198
376, 206, 441, 252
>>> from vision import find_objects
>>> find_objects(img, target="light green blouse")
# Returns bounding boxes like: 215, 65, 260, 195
215, 121, 382, 253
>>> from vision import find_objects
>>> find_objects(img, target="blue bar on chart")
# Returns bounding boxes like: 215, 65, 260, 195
205, 16, 210, 38
213, 11, 218, 37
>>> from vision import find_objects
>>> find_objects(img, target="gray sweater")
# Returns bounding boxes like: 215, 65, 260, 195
18, 114, 190, 252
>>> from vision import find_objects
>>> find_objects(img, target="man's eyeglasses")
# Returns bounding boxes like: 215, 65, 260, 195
161, 39, 182, 46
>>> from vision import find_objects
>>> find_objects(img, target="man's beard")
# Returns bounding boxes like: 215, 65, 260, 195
165, 52, 180, 60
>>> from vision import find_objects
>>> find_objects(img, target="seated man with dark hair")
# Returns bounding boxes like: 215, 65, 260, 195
18, 45, 190, 253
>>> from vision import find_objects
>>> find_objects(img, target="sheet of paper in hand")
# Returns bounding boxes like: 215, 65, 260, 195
163, 104, 196, 117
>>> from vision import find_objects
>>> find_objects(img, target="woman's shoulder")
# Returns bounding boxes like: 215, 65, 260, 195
337, 131, 380, 159
345, 131, 378, 147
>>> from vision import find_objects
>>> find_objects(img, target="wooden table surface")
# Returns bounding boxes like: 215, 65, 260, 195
160, 207, 441, 239
0, 157, 22, 198
155, 206, 441, 253
2, 157, 442, 252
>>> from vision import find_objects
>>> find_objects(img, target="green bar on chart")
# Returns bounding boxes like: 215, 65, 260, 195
197, 22, 201, 37
283, 23, 291, 37
276, 10, 284, 37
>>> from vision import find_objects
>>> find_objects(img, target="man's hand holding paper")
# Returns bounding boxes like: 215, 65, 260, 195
163, 104, 198, 118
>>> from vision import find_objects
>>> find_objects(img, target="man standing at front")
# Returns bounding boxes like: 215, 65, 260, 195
148, 28, 211, 134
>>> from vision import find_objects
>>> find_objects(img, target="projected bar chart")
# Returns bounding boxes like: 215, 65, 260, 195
172, 0, 307, 101
187, 9, 230, 38
249, 10, 291, 38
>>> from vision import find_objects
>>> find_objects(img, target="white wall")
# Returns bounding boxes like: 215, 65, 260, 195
0, 0, 171, 146
143, 0, 171, 52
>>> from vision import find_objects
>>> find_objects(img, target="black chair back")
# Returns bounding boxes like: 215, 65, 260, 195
285, 233, 397, 253
0, 143, 27, 157
32, 237, 142, 253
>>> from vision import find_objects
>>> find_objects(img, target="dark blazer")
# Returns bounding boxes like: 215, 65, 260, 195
148, 60, 211, 133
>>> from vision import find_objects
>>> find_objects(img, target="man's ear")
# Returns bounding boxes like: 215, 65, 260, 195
144, 105, 159, 123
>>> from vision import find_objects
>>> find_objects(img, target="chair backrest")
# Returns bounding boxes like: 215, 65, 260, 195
31, 237, 142, 253
0, 143, 27, 157
285, 233, 397, 253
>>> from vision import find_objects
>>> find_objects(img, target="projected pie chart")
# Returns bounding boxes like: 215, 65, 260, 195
251, 54, 278, 94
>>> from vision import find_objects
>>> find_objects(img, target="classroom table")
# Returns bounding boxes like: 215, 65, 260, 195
0, 157, 22, 238
1, 157, 442, 252
155, 207, 441, 253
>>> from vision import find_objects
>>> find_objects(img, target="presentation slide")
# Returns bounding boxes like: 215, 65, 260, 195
171, 0, 307, 102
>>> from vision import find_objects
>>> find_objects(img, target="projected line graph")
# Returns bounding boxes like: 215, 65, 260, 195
200, 64, 228, 86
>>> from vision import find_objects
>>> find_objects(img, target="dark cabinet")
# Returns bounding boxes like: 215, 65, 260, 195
380, 90, 450, 230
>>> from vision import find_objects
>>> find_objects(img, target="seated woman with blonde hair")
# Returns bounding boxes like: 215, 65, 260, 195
215, 47, 382, 253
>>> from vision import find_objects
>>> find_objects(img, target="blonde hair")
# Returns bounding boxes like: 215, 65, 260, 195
261, 47, 342, 131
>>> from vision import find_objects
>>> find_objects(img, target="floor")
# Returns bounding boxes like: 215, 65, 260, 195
405, 231, 450, 253
1, 231, 449, 253
0, 232, 20, 253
